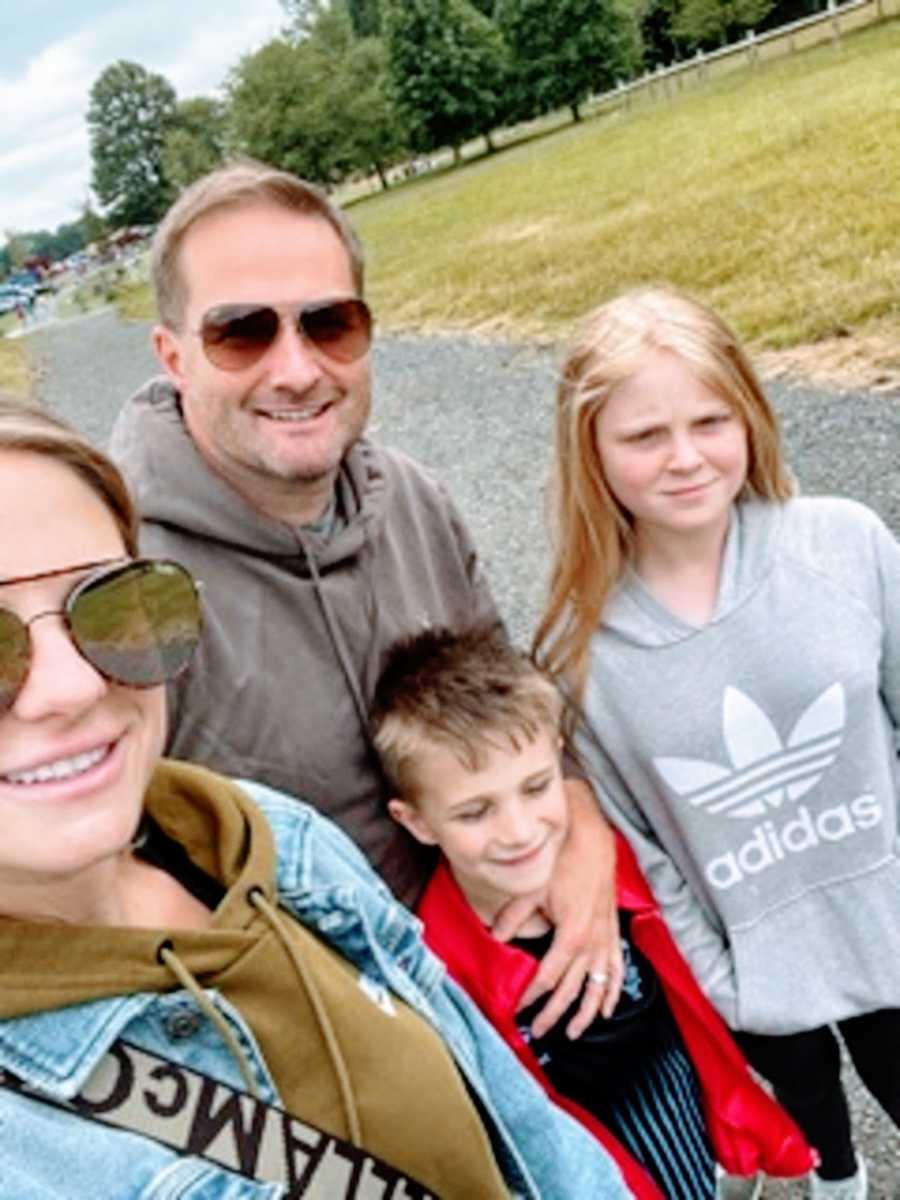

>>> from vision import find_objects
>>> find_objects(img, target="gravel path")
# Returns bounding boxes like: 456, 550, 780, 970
27, 309, 900, 1197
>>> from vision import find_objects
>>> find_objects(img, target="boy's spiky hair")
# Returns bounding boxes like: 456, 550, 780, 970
371, 627, 562, 802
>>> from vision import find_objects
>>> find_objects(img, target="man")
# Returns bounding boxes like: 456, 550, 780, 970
110, 161, 618, 1036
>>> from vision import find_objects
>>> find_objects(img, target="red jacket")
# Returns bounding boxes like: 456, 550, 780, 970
418, 837, 814, 1199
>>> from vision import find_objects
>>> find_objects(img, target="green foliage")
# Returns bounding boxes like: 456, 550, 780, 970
163, 97, 228, 192
632, 0, 813, 66
25, 221, 85, 261
88, 60, 178, 225
229, 8, 406, 185
2, 230, 29, 270
383, 0, 509, 154
672, 0, 776, 48
280, 0, 326, 36
347, 16, 900, 355
80, 203, 108, 247
228, 41, 320, 176
631, 0, 684, 67
496, 0, 638, 122
346, 0, 382, 35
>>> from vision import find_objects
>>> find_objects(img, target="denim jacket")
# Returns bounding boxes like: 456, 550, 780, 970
0, 781, 628, 1200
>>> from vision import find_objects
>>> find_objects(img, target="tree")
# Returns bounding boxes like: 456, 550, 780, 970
383, 0, 509, 157
672, 0, 776, 48
87, 61, 177, 225
80, 202, 108, 247
631, 0, 685, 68
163, 97, 228, 192
228, 41, 325, 179
2, 231, 29, 270
496, 0, 638, 123
228, 8, 406, 187
280, 0, 326, 36
346, 0, 382, 35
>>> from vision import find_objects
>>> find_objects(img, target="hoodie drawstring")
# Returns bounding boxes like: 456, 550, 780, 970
157, 940, 260, 1097
157, 891, 363, 1147
294, 525, 371, 736
249, 887, 362, 1146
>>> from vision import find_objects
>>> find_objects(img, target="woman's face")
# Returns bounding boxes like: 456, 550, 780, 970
0, 450, 166, 895
594, 348, 748, 548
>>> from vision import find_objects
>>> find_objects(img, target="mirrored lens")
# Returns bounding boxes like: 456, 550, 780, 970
301, 299, 372, 364
200, 304, 280, 371
0, 608, 29, 713
68, 561, 201, 688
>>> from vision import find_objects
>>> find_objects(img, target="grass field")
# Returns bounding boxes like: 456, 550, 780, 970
117, 16, 899, 375
351, 16, 900, 355
0, 336, 29, 395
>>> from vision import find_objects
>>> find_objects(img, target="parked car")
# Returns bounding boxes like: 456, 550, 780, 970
0, 285, 35, 316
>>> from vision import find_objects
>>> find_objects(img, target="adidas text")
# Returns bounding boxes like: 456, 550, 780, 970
704, 795, 881, 890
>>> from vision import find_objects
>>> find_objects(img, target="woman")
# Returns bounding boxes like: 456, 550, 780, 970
535, 286, 900, 1200
0, 395, 629, 1199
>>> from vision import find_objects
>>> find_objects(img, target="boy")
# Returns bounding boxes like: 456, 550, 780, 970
371, 628, 813, 1200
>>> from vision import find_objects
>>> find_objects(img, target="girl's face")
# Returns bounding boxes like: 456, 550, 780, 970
594, 348, 749, 547
0, 450, 166, 900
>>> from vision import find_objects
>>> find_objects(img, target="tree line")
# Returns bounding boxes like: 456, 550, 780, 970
6, 0, 843, 262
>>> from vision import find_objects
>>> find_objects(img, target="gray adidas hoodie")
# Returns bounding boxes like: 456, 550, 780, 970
109, 378, 499, 905
576, 496, 900, 1035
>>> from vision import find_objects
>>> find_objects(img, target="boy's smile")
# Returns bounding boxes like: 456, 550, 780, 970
389, 727, 569, 924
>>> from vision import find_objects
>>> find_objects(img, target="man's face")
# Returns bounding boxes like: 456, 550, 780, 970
154, 202, 371, 522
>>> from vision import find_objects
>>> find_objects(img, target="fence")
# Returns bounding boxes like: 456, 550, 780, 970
586, 0, 899, 116
353, 0, 899, 194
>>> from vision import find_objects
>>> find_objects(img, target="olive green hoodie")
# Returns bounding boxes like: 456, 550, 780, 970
0, 761, 508, 1198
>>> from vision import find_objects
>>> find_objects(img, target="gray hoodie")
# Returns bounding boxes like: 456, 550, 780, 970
109, 379, 499, 904
576, 496, 900, 1035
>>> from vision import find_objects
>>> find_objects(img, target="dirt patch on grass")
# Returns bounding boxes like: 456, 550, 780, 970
757, 330, 900, 395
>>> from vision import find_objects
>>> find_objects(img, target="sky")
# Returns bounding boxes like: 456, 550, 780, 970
0, 0, 286, 242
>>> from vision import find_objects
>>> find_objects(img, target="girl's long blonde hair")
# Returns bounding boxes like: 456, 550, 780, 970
533, 286, 794, 700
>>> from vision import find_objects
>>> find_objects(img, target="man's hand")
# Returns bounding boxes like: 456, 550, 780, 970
492, 778, 622, 1040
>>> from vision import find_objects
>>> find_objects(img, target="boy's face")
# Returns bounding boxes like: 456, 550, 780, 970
389, 727, 569, 920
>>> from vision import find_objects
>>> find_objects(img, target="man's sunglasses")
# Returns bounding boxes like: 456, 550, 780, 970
0, 558, 202, 714
197, 297, 372, 372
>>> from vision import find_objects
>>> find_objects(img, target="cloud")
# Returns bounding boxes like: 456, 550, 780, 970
0, 0, 283, 238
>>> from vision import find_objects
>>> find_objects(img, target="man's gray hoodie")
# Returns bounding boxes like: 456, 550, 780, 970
576, 496, 900, 1035
110, 378, 499, 904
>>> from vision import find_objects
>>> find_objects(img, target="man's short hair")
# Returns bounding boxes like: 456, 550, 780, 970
152, 158, 366, 331
371, 628, 562, 803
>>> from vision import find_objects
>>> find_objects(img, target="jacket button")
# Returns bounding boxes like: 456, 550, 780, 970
165, 1008, 202, 1040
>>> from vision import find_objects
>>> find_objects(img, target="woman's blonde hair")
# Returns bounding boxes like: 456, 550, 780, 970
533, 285, 793, 698
0, 394, 138, 554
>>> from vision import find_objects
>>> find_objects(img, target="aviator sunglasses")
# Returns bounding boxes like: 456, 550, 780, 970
197, 297, 373, 372
0, 558, 202, 714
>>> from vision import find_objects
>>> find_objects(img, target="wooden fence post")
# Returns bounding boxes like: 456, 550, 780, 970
829, 0, 842, 45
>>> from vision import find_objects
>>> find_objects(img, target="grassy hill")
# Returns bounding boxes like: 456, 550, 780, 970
350, 16, 899, 366
112, 15, 899, 381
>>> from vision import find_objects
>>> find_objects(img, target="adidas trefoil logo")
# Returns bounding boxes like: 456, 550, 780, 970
654, 684, 845, 819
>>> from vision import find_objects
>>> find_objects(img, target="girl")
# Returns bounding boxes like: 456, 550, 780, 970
535, 286, 900, 1200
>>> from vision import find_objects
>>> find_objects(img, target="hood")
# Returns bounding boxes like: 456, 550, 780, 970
603, 499, 783, 648
0, 761, 277, 1020
109, 377, 390, 573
